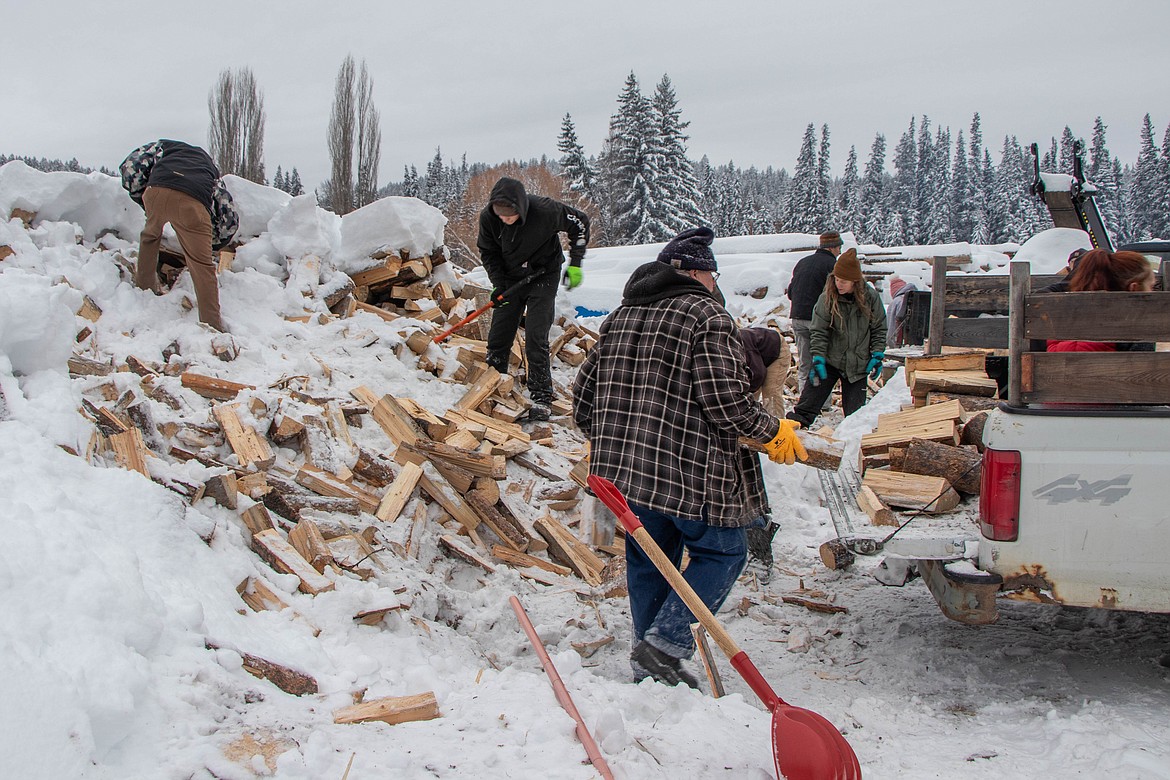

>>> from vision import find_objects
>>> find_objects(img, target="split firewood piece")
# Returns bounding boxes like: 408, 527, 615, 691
861, 470, 960, 513
300, 415, 354, 481
902, 437, 982, 494
236, 471, 269, 499
239, 503, 276, 539
538, 481, 581, 502
454, 366, 502, 413
333, 692, 440, 726
490, 438, 531, 458
349, 255, 404, 288
690, 624, 725, 698
237, 575, 291, 613
354, 301, 400, 322
781, 595, 849, 614
439, 534, 496, 572
405, 329, 435, 356
875, 399, 963, 432
444, 427, 482, 451
289, 519, 334, 574
376, 461, 423, 522
395, 445, 476, 493
496, 492, 549, 553
203, 472, 239, 510
350, 386, 426, 447
909, 370, 998, 399
925, 392, 1000, 412
207, 641, 319, 696
263, 490, 361, 525
514, 452, 568, 482
68, 354, 114, 377
295, 467, 380, 515
351, 448, 398, 488
856, 484, 897, 527
534, 515, 604, 585
859, 419, 958, 456
568, 457, 590, 489
353, 597, 410, 626
181, 372, 256, 400
400, 439, 506, 479
405, 501, 428, 558
212, 403, 275, 469
738, 430, 843, 472
571, 635, 615, 659
904, 351, 986, 380
251, 529, 335, 594
410, 460, 482, 533
490, 544, 572, 576
466, 489, 529, 551
444, 408, 530, 443
76, 294, 102, 322
108, 428, 150, 477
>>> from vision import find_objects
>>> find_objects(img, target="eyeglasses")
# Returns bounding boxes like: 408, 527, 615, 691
710, 271, 721, 281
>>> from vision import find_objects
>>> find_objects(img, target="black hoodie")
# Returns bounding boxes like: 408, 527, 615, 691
476, 177, 590, 288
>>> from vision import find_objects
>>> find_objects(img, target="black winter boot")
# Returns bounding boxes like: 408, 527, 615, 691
631, 641, 699, 689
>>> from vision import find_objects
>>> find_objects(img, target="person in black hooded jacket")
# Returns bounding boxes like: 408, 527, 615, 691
476, 177, 590, 420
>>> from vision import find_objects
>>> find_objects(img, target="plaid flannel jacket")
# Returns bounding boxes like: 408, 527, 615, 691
573, 262, 781, 527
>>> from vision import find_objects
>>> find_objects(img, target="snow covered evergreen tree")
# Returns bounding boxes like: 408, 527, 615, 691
557, 113, 597, 204
402, 165, 420, 198
950, 130, 971, 241
784, 123, 820, 233
1087, 117, 1122, 241
272, 166, 286, 192
814, 124, 832, 228
884, 118, 918, 245
1130, 114, 1163, 239
651, 75, 706, 232
837, 145, 861, 235
968, 113, 992, 244
859, 133, 887, 243
1058, 127, 1079, 175
598, 72, 668, 244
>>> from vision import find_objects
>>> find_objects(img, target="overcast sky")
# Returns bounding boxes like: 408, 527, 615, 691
5, 1, 1169, 192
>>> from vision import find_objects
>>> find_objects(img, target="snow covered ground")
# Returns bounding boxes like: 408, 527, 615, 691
1, 163, 1167, 779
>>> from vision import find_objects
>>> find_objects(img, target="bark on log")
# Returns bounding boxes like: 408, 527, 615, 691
902, 437, 982, 494
960, 411, 990, 452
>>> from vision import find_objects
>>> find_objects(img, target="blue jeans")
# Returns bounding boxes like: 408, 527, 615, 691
626, 502, 748, 659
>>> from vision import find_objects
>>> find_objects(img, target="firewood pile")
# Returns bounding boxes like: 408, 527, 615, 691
62, 242, 639, 693
853, 351, 996, 525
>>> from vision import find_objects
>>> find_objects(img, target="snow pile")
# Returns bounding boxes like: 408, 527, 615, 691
222, 174, 293, 242
335, 196, 447, 274
1010, 227, 1093, 274
0, 160, 143, 241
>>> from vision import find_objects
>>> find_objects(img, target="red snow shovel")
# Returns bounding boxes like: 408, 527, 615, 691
588, 475, 862, 780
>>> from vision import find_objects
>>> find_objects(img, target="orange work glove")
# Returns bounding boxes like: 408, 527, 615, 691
762, 419, 808, 466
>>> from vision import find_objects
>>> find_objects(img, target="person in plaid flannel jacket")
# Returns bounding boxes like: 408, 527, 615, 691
573, 226, 805, 687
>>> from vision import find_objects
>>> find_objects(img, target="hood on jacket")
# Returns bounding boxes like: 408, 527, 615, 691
489, 177, 530, 223
621, 261, 720, 307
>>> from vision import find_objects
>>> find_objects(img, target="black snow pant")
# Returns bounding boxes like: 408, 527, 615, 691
485, 270, 559, 405
786, 362, 868, 428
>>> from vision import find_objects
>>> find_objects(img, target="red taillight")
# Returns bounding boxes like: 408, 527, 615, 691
979, 448, 1021, 541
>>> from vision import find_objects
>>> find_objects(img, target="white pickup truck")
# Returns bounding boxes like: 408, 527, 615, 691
865, 260, 1170, 625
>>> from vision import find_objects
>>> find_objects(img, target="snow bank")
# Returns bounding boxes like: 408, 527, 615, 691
221, 174, 292, 241
0, 160, 143, 241
1011, 227, 1093, 274
335, 196, 447, 274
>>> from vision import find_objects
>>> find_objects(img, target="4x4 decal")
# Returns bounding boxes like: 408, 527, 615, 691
1032, 474, 1132, 506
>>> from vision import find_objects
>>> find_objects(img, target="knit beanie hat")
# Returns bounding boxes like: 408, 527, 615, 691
889, 277, 907, 296
833, 248, 863, 282
657, 226, 717, 271
819, 230, 843, 249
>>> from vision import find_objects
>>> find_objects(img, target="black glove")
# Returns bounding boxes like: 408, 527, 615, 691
490, 287, 510, 307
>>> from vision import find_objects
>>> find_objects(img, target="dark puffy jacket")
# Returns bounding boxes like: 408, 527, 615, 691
786, 248, 838, 320
476, 177, 589, 288
120, 140, 238, 250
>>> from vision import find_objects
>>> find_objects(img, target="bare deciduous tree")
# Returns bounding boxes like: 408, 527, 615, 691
355, 64, 382, 209
326, 56, 381, 214
208, 67, 265, 183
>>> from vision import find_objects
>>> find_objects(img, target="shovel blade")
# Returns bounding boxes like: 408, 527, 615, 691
772, 705, 862, 780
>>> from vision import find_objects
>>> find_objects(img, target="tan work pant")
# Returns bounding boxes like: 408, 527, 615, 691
137, 186, 224, 331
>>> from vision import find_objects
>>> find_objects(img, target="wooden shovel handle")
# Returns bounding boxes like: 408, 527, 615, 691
587, 475, 741, 659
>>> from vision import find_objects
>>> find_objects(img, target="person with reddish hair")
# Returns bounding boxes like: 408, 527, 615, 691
1047, 249, 1156, 353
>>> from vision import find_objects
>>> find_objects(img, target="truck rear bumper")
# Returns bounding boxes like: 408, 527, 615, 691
875, 554, 1003, 625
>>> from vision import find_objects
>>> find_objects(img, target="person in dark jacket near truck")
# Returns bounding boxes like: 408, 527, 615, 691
573, 226, 805, 687
477, 177, 590, 420
787, 230, 843, 392
120, 139, 237, 332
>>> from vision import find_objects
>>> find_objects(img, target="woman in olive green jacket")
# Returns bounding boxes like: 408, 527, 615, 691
786, 248, 887, 427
